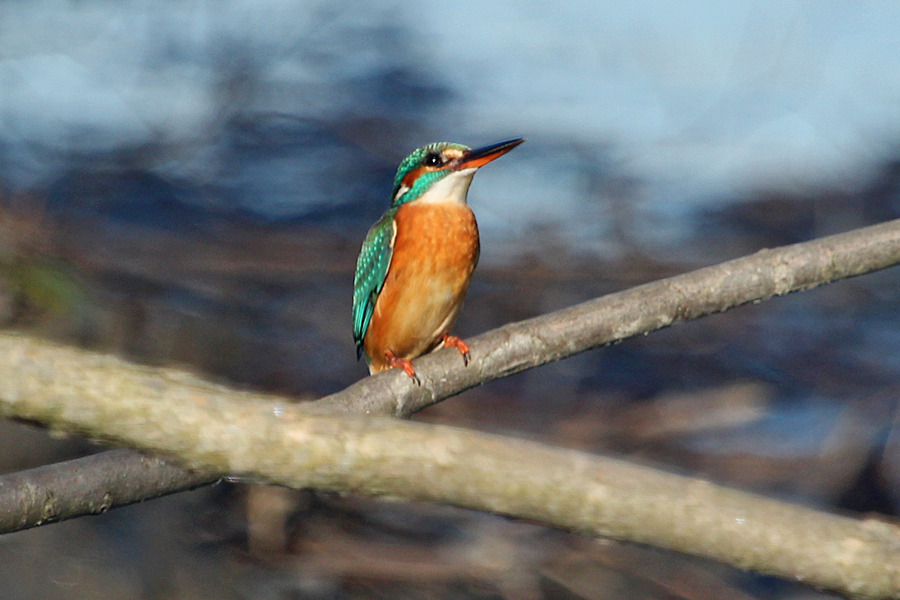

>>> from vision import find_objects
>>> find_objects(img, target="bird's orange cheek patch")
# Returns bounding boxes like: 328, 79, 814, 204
401, 166, 426, 189
402, 165, 445, 189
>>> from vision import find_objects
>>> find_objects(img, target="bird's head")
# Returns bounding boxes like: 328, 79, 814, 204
390, 138, 524, 207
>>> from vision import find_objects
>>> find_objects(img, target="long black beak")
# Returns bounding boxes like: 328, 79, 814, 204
455, 138, 525, 170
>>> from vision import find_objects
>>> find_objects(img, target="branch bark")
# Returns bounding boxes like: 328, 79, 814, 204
0, 332, 898, 599
0, 450, 214, 530
2, 219, 900, 597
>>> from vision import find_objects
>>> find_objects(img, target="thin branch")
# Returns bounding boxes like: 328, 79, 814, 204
0, 333, 898, 599
315, 217, 900, 417
0, 450, 215, 530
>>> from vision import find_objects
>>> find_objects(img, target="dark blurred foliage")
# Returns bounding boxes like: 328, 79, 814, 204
2, 7, 900, 600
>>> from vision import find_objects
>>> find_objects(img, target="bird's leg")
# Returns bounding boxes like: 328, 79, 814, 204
442, 334, 470, 366
385, 349, 421, 385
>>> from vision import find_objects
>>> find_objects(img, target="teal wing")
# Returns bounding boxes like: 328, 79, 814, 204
352, 210, 397, 359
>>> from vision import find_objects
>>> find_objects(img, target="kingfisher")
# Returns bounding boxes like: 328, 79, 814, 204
352, 138, 525, 381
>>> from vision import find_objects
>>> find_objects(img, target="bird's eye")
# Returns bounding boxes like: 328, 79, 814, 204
423, 153, 442, 167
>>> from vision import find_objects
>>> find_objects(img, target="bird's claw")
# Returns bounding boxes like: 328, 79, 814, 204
442, 335, 470, 366
385, 350, 421, 385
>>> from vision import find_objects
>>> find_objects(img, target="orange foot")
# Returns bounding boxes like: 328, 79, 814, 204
442, 334, 471, 366
385, 350, 421, 385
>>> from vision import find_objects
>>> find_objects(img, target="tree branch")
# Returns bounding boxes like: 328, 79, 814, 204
2, 219, 900, 597
0, 449, 215, 530
0, 331, 898, 599
316, 217, 900, 417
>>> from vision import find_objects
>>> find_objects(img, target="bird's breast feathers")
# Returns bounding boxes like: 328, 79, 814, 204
363, 200, 479, 364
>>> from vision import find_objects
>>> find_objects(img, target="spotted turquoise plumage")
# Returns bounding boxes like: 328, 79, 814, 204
352, 208, 396, 359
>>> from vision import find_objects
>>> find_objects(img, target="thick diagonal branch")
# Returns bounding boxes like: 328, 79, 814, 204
0, 332, 898, 599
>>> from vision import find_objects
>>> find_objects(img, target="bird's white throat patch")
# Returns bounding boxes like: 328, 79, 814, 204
416, 168, 478, 205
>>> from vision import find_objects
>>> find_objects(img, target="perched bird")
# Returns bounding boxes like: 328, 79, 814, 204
353, 138, 524, 381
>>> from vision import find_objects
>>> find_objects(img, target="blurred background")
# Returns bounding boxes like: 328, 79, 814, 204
1, 1, 900, 598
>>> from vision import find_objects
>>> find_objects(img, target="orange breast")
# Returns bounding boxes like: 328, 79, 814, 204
364, 201, 479, 373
